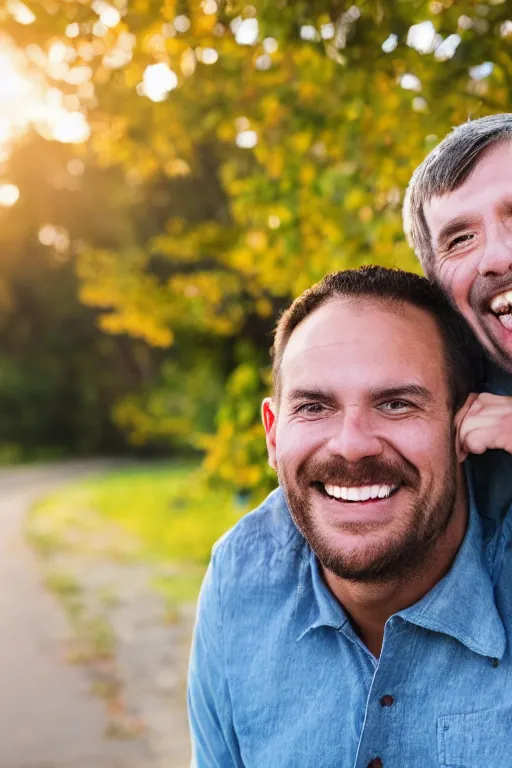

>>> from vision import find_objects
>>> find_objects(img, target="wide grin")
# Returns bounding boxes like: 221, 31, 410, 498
322, 483, 398, 502
489, 289, 512, 330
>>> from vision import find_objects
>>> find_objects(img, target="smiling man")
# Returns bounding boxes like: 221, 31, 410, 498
403, 114, 512, 520
188, 266, 512, 768
404, 115, 512, 372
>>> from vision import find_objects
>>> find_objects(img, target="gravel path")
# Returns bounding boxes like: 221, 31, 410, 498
0, 461, 193, 768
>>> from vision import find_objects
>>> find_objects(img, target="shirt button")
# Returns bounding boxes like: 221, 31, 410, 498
380, 695, 394, 707
367, 759, 383, 768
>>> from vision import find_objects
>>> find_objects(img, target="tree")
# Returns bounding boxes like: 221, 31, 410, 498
2, 0, 511, 492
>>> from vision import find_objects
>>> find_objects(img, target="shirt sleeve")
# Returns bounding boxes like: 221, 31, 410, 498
187, 551, 244, 768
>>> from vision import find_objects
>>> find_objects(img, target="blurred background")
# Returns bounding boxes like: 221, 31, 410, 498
0, 0, 511, 765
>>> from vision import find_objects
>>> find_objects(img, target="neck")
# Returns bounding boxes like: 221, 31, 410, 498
322, 485, 468, 658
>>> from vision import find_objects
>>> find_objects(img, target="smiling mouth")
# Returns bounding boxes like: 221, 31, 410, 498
314, 482, 400, 503
488, 289, 512, 330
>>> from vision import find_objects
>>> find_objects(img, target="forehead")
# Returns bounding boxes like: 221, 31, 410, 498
425, 141, 512, 229
280, 297, 447, 395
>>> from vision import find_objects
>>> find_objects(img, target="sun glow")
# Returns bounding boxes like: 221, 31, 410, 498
0, 183, 20, 207
0, 38, 91, 159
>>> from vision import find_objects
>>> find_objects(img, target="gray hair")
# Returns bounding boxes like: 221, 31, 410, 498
403, 114, 512, 277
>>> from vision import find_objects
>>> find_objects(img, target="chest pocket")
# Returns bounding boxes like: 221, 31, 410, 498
438, 707, 512, 767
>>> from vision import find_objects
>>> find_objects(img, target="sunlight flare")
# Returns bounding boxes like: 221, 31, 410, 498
0, 38, 92, 153
0, 183, 20, 207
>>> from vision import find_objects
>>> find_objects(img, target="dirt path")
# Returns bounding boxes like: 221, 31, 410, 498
0, 461, 192, 768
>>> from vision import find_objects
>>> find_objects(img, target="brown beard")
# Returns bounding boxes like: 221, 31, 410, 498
278, 449, 457, 584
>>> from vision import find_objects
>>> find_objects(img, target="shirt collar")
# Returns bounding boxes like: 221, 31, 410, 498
398, 479, 506, 660
294, 479, 506, 659
295, 549, 350, 642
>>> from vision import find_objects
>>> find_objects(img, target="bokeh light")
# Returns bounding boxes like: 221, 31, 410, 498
38, 224, 70, 253
0, 183, 20, 207
407, 21, 441, 54
139, 63, 178, 102
236, 129, 258, 148
0, 37, 92, 154
92, 1, 122, 29
233, 18, 259, 45
399, 73, 422, 91
7, 1, 35, 25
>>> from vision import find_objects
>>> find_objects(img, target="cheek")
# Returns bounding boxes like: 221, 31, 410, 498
386, 423, 447, 474
275, 422, 326, 466
437, 258, 477, 316
419, 434, 454, 482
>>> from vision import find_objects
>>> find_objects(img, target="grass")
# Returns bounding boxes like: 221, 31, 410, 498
67, 616, 117, 663
29, 460, 245, 602
43, 568, 117, 663
80, 461, 241, 565
27, 460, 243, 729
44, 570, 84, 621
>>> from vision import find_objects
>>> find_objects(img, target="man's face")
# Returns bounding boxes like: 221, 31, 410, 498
424, 141, 512, 371
264, 298, 464, 583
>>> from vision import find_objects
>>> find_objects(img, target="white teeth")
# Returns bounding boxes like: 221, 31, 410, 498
323, 484, 396, 501
490, 290, 512, 315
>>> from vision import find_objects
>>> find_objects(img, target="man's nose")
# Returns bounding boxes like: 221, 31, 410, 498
478, 222, 512, 277
327, 411, 383, 463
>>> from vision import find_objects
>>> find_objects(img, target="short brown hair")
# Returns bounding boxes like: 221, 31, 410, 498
272, 266, 483, 411
403, 113, 512, 276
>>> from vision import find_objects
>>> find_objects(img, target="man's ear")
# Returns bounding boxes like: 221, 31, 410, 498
261, 398, 277, 471
454, 392, 478, 462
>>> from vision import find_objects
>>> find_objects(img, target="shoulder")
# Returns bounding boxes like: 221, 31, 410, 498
200, 489, 307, 657
208, 487, 306, 600
212, 487, 304, 564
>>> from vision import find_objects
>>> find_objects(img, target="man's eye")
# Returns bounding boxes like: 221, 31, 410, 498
448, 233, 474, 250
378, 400, 413, 414
296, 402, 326, 415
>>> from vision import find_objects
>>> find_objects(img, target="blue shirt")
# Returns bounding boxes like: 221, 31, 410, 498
188, 480, 512, 768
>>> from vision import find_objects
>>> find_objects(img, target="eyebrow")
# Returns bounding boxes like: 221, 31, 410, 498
436, 215, 478, 248
497, 198, 512, 217
286, 384, 433, 404
286, 388, 337, 405
369, 384, 433, 402
435, 197, 512, 249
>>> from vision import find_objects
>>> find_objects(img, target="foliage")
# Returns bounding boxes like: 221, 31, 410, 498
0, 136, 168, 458
113, 334, 228, 448
4, 0, 512, 490
31, 461, 244, 566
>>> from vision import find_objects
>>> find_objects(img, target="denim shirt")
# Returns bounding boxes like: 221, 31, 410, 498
188, 482, 512, 768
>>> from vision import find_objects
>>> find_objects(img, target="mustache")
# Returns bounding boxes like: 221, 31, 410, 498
470, 273, 512, 313
298, 455, 420, 489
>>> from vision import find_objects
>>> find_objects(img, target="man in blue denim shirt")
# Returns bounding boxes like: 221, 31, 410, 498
188, 267, 510, 768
